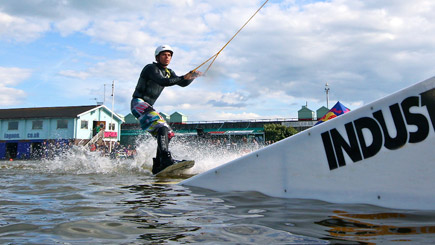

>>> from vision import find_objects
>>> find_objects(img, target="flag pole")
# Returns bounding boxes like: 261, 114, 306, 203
109, 80, 115, 153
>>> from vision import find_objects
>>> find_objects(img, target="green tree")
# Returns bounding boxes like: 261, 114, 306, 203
264, 124, 298, 142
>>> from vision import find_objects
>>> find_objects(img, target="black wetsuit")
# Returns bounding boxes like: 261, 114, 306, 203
132, 62, 193, 105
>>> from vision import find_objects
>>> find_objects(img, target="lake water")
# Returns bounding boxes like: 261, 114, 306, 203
1, 139, 434, 244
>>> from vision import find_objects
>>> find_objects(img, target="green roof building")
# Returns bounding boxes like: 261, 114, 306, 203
170, 112, 187, 124
124, 113, 139, 124
298, 105, 314, 120
161, 112, 170, 122
316, 106, 329, 120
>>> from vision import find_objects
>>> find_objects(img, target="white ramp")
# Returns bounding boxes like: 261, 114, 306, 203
181, 77, 435, 210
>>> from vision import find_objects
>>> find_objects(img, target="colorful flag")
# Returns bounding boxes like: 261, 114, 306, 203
315, 101, 350, 125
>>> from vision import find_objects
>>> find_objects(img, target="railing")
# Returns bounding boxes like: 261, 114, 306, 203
84, 130, 104, 147
176, 118, 300, 125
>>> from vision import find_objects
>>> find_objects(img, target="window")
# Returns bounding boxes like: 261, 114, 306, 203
32, 120, 43, 130
81, 120, 88, 129
57, 119, 68, 129
109, 123, 115, 130
8, 121, 18, 130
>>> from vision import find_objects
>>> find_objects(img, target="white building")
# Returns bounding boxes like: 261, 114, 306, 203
0, 105, 124, 159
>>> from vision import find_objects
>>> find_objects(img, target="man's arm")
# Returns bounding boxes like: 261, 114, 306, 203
177, 79, 193, 87
146, 64, 184, 86
177, 70, 202, 87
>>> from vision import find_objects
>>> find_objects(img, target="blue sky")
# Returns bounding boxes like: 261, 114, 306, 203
1, 0, 435, 121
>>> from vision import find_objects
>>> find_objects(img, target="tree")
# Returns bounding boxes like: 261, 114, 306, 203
264, 124, 298, 142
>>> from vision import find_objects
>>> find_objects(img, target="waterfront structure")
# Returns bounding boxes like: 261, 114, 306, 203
0, 105, 123, 159
161, 112, 170, 122
121, 114, 317, 146
120, 105, 334, 146
123, 113, 139, 124
170, 112, 187, 124
298, 105, 315, 120
316, 106, 329, 120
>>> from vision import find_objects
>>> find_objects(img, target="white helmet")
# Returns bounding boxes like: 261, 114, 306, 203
155, 45, 173, 56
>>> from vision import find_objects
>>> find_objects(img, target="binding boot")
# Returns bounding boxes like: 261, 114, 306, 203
152, 151, 181, 174
152, 126, 180, 174
152, 157, 161, 175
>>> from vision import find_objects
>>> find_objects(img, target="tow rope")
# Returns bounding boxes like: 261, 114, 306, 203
192, 0, 269, 75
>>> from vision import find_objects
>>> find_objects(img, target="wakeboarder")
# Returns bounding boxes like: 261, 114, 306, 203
131, 45, 201, 175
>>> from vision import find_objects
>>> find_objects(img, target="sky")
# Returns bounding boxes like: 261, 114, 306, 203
1, 0, 435, 121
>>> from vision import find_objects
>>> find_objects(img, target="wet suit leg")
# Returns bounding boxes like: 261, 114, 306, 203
156, 126, 169, 159
153, 126, 176, 174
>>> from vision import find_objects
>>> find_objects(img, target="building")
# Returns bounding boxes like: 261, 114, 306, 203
120, 111, 189, 146
161, 112, 170, 122
170, 112, 187, 123
123, 113, 139, 124
0, 105, 123, 160
120, 103, 339, 146
120, 114, 316, 146
298, 105, 315, 120
316, 106, 329, 120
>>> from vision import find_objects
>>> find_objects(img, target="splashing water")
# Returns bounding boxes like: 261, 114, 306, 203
30, 137, 247, 176
35, 148, 143, 175
169, 137, 247, 175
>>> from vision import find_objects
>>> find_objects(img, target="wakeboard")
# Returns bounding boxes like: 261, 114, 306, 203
155, 160, 195, 177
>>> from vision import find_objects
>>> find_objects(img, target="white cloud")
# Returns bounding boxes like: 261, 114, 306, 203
87, 59, 140, 82
0, 85, 27, 106
84, 19, 157, 48
57, 59, 140, 84
224, 0, 435, 105
0, 67, 32, 85
55, 16, 90, 36
0, 12, 49, 42
58, 70, 90, 79
56, 59, 140, 107
1, 0, 435, 120
0, 67, 31, 106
